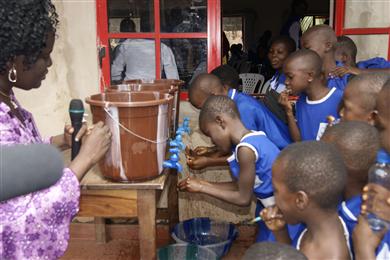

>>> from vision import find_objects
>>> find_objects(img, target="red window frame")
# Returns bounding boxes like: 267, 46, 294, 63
334, 0, 390, 60
96, 0, 221, 91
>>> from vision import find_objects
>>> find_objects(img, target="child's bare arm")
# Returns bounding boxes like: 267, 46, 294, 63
179, 146, 256, 206
353, 216, 386, 260
186, 155, 229, 170
279, 91, 301, 142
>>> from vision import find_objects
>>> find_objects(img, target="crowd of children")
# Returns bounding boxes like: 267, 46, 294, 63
179, 24, 390, 259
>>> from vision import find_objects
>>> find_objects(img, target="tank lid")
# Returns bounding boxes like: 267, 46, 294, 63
377, 149, 390, 164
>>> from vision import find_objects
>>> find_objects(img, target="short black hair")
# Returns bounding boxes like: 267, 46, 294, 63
0, 0, 58, 73
285, 49, 323, 77
322, 121, 379, 177
243, 242, 308, 260
277, 141, 346, 210
335, 36, 357, 63
120, 17, 136, 32
211, 65, 240, 89
270, 36, 296, 53
347, 73, 390, 112
188, 73, 224, 102
199, 95, 240, 125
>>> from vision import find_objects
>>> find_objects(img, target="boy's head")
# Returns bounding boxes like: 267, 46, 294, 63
301, 25, 337, 59
243, 242, 308, 260
340, 73, 389, 125
199, 95, 240, 153
322, 121, 379, 185
376, 80, 390, 153
211, 65, 240, 89
283, 49, 323, 95
334, 36, 357, 66
272, 141, 346, 224
188, 73, 225, 109
268, 36, 296, 70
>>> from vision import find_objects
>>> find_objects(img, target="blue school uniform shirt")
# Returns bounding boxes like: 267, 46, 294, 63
270, 71, 287, 93
296, 87, 343, 141
339, 195, 390, 259
228, 89, 292, 149
357, 57, 390, 69
328, 61, 350, 91
227, 131, 280, 242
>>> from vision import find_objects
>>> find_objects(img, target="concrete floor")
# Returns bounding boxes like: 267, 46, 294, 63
61, 223, 256, 259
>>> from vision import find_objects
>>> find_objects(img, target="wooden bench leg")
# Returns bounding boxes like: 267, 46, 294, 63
168, 170, 179, 232
94, 217, 107, 243
137, 190, 156, 260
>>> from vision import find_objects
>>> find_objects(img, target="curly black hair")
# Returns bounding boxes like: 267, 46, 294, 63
0, 0, 58, 73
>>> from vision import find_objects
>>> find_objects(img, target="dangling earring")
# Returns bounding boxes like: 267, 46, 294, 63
8, 65, 17, 83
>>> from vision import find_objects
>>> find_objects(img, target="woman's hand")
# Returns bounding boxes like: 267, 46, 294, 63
278, 90, 293, 114
69, 121, 111, 180
260, 205, 287, 232
51, 123, 88, 151
177, 176, 207, 193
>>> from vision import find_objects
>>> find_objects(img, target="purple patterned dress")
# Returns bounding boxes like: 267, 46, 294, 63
0, 93, 80, 260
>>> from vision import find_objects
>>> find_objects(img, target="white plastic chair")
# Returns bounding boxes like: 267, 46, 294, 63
258, 79, 272, 94
239, 73, 265, 94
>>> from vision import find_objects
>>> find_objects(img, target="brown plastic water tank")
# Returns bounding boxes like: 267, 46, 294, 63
86, 91, 173, 182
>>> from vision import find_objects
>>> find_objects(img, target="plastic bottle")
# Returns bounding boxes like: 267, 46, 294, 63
366, 149, 390, 232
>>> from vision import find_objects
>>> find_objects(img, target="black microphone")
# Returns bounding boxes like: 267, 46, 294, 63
69, 99, 84, 160
0, 144, 64, 201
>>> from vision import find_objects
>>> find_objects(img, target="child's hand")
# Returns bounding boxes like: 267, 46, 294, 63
278, 90, 293, 114
362, 184, 390, 222
186, 155, 209, 170
352, 215, 386, 259
260, 205, 286, 231
193, 146, 211, 156
331, 66, 361, 77
178, 176, 206, 193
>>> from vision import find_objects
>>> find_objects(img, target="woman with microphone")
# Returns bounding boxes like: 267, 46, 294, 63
0, 0, 111, 259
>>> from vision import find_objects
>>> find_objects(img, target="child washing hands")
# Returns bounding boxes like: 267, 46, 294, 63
179, 95, 280, 241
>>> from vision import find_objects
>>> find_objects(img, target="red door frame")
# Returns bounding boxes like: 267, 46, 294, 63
96, 0, 221, 91
334, 0, 390, 60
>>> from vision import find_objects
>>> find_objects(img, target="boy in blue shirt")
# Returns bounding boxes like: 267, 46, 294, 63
334, 36, 390, 78
339, 73, 389, 125
321, 122, 380, 254
301, 25, 350, 91
260, 141, 351, 259
279, 49, 343, 141
179, 95, 280, 241
186, 73, 292, 170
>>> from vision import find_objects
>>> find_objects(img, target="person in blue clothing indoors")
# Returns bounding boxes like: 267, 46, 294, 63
321, 122, 380, 256
333, 36, 390, 78
179, 95, 280, 242
260, 141, 351, 260
186, 73, 292, 170
268, 36, 296, 93
278, 49, 343, 141
352, 80, 390, 260
339, 73, 389, 125
301, 25, 350, 91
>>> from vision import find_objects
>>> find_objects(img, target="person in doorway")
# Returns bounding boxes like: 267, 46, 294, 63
111, 17, 179, 81
280, 0, 308, 49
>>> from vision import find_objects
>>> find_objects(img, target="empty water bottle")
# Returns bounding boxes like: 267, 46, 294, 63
366, 149, 390, 232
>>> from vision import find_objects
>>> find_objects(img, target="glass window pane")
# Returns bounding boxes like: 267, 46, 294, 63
108, 0, 154, 32
160, 0, 207, 33
162, 39, 207, 88
109, 38, 156, 83
345, 0, 390, 29
348, 35, 389, 61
